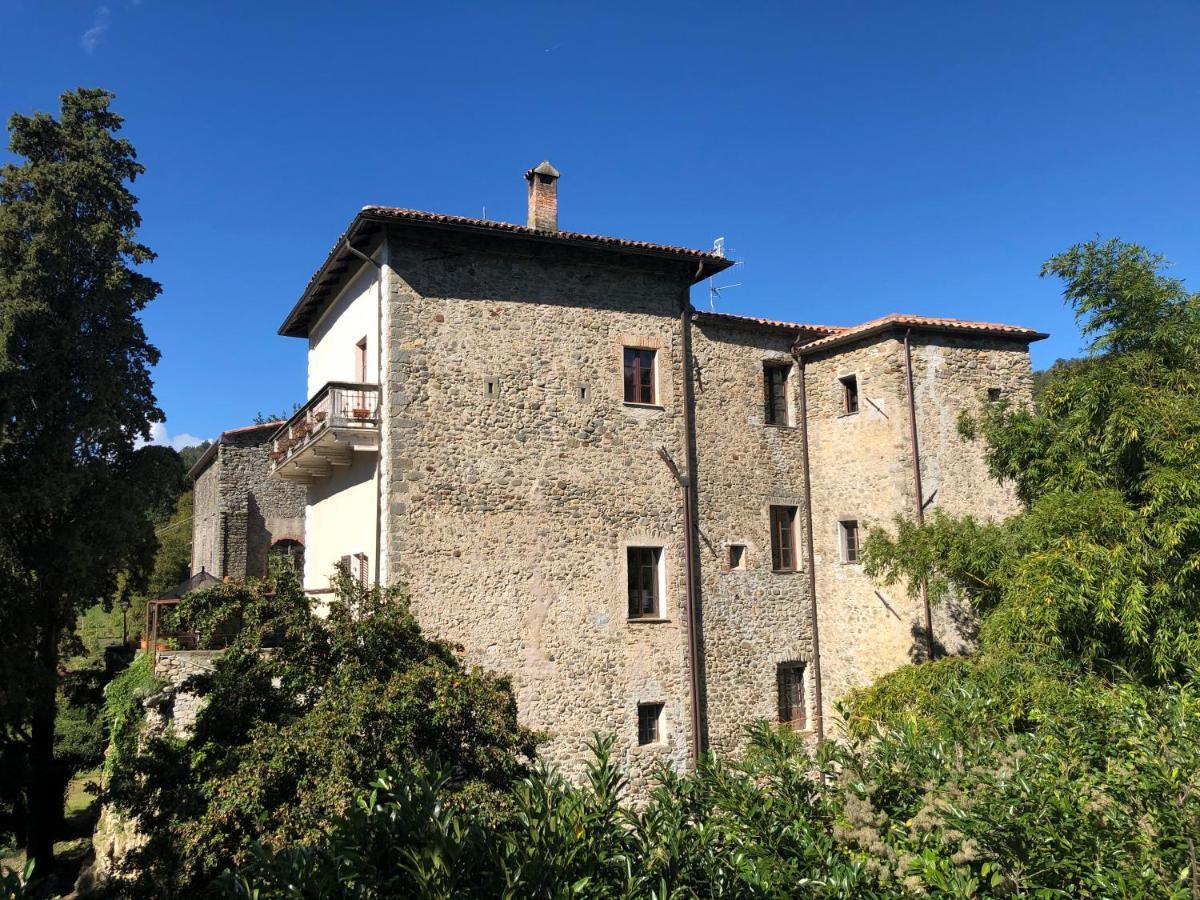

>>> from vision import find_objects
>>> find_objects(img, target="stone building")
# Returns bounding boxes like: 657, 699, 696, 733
189, 422, 307, 579
264, 162, 1046, 776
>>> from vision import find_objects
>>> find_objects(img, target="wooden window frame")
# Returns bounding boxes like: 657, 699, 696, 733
840, 374, 859, 415
355, 337, 368, 383
623, 347, 657, 405
777, 662, 808, 731
840, 520, 860, 565
769, 506, 798, 573
626, 546, 662, 619
763, 362, 792, 426
637, 702, 663, 745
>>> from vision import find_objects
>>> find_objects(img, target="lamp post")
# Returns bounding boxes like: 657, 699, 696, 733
118, 596, 130, 646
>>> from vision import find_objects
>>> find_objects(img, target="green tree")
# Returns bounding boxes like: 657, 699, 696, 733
108, 565, 537, 893
0, 88, 179, 872
865, 238, 1200, 684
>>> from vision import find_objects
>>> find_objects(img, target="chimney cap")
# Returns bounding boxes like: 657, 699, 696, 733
525, 160, 560, 180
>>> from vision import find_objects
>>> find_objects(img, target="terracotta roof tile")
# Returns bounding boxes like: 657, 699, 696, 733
359, 206, 732, 263
693, 310, 848, 335
280, 207, 734, 337
794, 313, 1048, 354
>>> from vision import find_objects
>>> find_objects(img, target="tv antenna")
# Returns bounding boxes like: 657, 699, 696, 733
706, 237, 743, 311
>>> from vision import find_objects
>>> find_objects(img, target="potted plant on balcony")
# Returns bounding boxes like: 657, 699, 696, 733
313, 410, 327, 424
351, 407, 372, 419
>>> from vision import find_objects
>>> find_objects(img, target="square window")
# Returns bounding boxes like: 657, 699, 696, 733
728, 544, 747, 570
840, 520, 860, 564
840, 374, 859, 415
627, 547, 663, 619
637, 702, 663, 745
763, 363, 791, 426
623, 348, 656, 405
777, 662, 807, 730
769, 506, 798, 572
987, 387, 1003, 402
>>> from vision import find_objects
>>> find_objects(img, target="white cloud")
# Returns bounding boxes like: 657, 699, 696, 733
138, 421, 210, 452
80, 5, 110, 53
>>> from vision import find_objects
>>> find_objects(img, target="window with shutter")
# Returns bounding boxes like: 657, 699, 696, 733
623, 348, 656, 404
637, 703, 663, 745
763, 363, 791, 425
776, 662, 807, 730
627, 547, 662, 619
840, 374, 859, 414
769, 506, 797, 572
840, 520, 860, 564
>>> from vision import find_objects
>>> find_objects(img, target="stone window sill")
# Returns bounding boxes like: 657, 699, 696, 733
836, 410, 859, 419
770, 569, 799, 576
763, 422, 796, 430
633, 741, 668, 753
623, 402, 666, 411
627, 617, 671, 625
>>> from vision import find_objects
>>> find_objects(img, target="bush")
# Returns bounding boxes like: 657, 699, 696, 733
104, 564, 536, 894
223, 675, 1199, 898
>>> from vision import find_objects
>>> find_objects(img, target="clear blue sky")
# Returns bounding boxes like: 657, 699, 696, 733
3, 1, 1199, 446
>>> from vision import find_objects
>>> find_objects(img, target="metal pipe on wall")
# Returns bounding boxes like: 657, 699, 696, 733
677, 264, 706, 761
795, 358, 825, 741
903, 329, 935, 662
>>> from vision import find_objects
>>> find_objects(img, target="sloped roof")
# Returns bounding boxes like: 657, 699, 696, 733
279, 207, 734, 338
692, 310, 848, 336
187, 421, 285, 481
153, 570, 223, 601
794, 313, 1048, 355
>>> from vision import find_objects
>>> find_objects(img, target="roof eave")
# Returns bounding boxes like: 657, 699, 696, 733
278, 210, 734, 338
795, 322, 1049, 356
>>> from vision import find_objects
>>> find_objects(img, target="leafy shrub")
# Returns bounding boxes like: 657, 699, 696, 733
104, 564, 536, 894
223, 676, 1199, 898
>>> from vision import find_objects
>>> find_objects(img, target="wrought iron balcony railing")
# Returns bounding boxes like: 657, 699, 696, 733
270, 382, 380, 482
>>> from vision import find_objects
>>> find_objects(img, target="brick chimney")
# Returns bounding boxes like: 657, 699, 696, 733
525, 160, 560, 232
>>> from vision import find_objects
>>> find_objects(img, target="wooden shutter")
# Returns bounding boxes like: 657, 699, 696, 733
770, 507, 796, 572
777, 663, 806, 729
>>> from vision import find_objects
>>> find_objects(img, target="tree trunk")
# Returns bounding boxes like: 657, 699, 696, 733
24, 618, 60, 873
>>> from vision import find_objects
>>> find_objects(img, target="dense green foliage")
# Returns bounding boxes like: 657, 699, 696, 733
0, 87, 180, 870
223, 681, 1198, 898
865, 238, 1200, 683
105, 565, 537, 894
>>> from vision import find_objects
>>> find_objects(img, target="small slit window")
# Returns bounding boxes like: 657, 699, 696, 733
770, 506, 798, 573
637, 703, 663, 745
777, 662, 807, 730
728, 544, 747, 570
840, 374, 859, 415
623, 348, 656, 405
763, 363, 791, 426
840, 520, 860, 564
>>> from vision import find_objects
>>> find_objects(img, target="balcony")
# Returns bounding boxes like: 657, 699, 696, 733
271, 382, 380, 483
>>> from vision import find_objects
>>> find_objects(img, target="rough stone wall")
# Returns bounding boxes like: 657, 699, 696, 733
149, 650, 223, 738
384, 231, 697, 782
220, 436, 306, 578
803, 334, 1032, 725
690, 319, 815, 754
192, 429, 306, 580
190, 457, 221, 576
